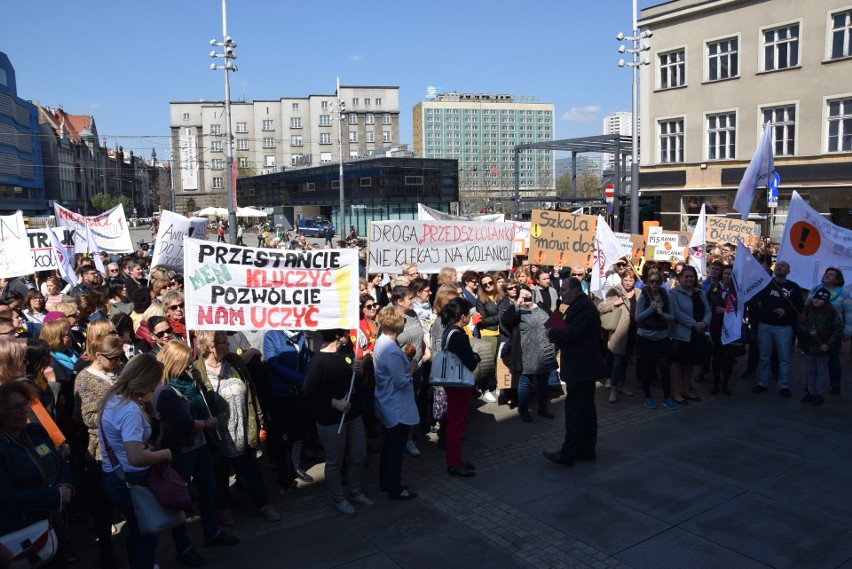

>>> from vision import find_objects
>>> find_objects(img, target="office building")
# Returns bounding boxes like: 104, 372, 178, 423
602, 111, 636, 173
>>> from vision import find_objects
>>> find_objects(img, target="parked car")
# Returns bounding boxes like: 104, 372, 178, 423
297, 217, 334, 238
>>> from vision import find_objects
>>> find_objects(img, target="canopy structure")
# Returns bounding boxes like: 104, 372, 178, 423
236, 206, 268, 218
195, 207, 228, 217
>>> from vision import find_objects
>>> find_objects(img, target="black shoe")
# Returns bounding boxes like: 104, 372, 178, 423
831, 386, 841, 396
295, 468, 314, 482
462, 461, 476, 470
447, 466, 476, 477
537, 408, 555, 419
204, 532, 240, 547
542, 451, 574, 467
779, 388, 792, 398
752, 385, 768, 393
519, 409, 533, 423
176, 548, 207, 567
811, 395, 825, 406
801, 393, 815, 403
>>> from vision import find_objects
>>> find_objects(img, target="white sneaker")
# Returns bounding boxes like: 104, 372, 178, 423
348, 493, 376, 508
405, 441, 421, 457
335, 499, 357, 516
483, 391, 497, 403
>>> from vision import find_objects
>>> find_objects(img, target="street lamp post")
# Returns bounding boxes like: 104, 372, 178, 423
617, 0, 652, 234
209, 0, 239, 244
336, 77, 346, 240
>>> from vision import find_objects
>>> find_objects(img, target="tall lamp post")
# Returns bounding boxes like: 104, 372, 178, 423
335, 77, 346, 239
617, 0, 651, 235
209, 0, 239, 244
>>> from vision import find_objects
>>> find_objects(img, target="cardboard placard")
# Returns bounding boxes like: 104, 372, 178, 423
705, 217, 760, 246
528, 210, 597, 268
496, 358, 512, 390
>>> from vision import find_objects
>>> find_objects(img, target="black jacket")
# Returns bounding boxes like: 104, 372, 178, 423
547, 294, 605, 385
475, 295, 501, 333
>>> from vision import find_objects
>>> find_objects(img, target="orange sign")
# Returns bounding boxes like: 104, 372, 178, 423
788, 221, 820, 256
528, 210, 597, 268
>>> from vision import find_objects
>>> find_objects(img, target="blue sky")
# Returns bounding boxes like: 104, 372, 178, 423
3, 0, 656, 161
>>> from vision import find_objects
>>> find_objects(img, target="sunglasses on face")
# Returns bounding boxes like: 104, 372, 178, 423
167, 303, 185, 311
364, 304, 376, 310
519, 296, 533, 302
506, 285, 517, 290
481, 281, 493, 286
154, 328, 173, 338
648, 279, 661, 284
571, 273, 584, 277
99, 353, 122, 362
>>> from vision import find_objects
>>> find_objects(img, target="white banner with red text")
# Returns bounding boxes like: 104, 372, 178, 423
183, 238, 359, 331
53, 203, 134, 254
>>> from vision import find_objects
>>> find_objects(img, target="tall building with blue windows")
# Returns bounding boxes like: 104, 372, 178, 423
0, 51, 46, 215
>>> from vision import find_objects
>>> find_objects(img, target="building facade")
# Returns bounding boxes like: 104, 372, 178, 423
0, 51, 46, 215
412, 93, 555, 214
601, 111, 636, 174
638, 0, 852, 237
236, 157, 458, 237
169, 86, 400, 214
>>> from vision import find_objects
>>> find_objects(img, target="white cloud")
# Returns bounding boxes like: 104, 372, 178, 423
561, 105, 602, 122
349, 54, 363, 62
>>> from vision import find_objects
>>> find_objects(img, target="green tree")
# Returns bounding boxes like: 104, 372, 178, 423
555, 172, 602, 199
237, 164, 257, 178
90, 193, 132, 214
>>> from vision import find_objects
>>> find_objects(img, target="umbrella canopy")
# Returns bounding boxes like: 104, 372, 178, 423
195, 207, 228, 216
236, 206, 268, 218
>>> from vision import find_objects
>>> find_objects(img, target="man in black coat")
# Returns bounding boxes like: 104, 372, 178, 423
543, 277, 605, 467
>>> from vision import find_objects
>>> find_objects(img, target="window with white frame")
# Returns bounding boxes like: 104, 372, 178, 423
236, 139, 249, 151
290, 117, 302, 128
659, 49, 686, 89
365, 113, 375, 125
763, 23, 799, 71
291, 154, 303, 165
321, 101, 329, 109
292, 102, 300, 111
383, 131, 392, 142
182, 113, 190, 121
364, 98, 371, 106
382, 113, 392, 125
262, 119, 274, 131
707, 37, 738, 81
831, 10, 852, 59
350, 150, 359, 158
366, 131, 375, 143
352, 98, 359, 106
320, 133, 331, 144
659, 118, 684, 163
707, 112, 736, 160
235, 122, 247, 133
237, 157, 248, 168
762, 105, 796, 155
320, 152, 332, 164
262, 137, 275, 148
211, 158, 224, 169
264, 155, 275, 167
212, 177, 223, 188
319, 115, 331, 127
210, 124, 221, 135
291, 135, 303, 146
828, 97, 852, 152
349, 131, 357, 142
375, 98, 382, 106
211, 141, 222, 152
348, 113, 357, 125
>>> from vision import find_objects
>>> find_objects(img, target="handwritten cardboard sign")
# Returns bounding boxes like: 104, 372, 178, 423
0, 212, 35, 279
151, 210, 210, 271
367, 220, 516, 273
528, 210, 597, 268
184, 238, 359, 331
705, 217, 759, 246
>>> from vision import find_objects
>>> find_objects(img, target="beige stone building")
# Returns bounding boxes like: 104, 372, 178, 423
169, 86, 399, 213
638, 0, 852, 238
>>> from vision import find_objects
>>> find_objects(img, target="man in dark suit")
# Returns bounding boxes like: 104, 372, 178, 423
543, 277, 605, 467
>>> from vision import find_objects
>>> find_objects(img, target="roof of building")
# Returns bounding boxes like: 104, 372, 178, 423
39, 106, 97, 143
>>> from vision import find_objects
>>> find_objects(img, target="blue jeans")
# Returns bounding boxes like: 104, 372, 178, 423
102, 469, 160, 569
172, 445, 220, 553
518, 373, 550, 411
756, 323, 794, 389
610, 354, 629, 390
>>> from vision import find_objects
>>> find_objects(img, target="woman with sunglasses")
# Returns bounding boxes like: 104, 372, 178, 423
357, 294, 380, 359
496, 279, 521, 408
569, 266, 589, 295
475, 273, 502, 403
162, 291, 187, 344
598, 272, 639, 403
669, 265, 711, 405
154, 340, 238, 567
74, 334, 125, 568
635, 270, 677, 409
72, 318, 119, 376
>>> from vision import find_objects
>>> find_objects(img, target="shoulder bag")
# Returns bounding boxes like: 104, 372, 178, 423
429, 329, 475, 388
600, 302, 622, 332
0, 519, 57, 569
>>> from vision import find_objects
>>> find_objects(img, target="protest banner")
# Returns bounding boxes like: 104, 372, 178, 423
777, 191, 852, 289
528, 210, 597, 268
511, 221, 531, 256
151, 210, 210, 271
496, 358, 512, 390
417, 203, 505, 223
614, 232, 635, 258
53, 202, 134, 254
0, 212, 36, 279
705, 216, 760, 246
647, 228, 690, 261
28, 229, 58, 271
629, 234, 646, 261
183, 238, 359, 331
368, 220, 516, 273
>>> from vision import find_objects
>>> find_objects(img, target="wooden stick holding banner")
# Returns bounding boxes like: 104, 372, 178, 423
337, 369, 356, 435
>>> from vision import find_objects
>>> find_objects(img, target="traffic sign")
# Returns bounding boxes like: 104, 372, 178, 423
604, 184, 615, 204
767, 172, 780, 208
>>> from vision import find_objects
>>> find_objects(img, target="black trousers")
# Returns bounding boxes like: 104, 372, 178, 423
560, 381, 597, 458
379, 423, 409, 497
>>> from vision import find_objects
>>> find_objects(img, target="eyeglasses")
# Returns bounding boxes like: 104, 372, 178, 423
519, 296, 533, 302
364, 304, 376, 310
109, 269, 119, 273
99, 353, 122, 362
167, 303, 185, 311
154, 328, 174, 338
505, 285, 517, 291
481, 281, 493, 287
615, 263, 627, 268
8, 401, 31, 412
648, 279, 661, 284
570, 273, 584, 277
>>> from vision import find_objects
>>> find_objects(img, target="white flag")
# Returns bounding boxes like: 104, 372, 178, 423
590, 215, 625, 299
688, 204, 706, 278
84, 222, 106, 275
722, 240, 770, 344
733, 121, 775, 221
47, 225, 78, 286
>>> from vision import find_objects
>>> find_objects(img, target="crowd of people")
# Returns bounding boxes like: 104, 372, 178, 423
0, 236, 848, 569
